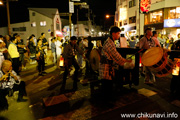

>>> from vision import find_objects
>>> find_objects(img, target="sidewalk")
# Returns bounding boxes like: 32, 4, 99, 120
0, 50, 54, 120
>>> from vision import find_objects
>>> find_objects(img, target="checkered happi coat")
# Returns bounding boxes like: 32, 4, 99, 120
99, 37, 127, 80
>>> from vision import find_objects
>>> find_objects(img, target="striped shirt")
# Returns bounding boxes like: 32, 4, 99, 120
99, 37, 127, 80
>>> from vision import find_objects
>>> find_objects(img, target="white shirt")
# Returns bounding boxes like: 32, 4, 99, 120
120, 37, 128, 48
0, 52, 4, 69
55, 40, 62, 56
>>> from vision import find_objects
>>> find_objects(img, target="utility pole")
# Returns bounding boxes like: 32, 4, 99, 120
139, 0, 141, 37
69, 13, 72, 37
69, 0, 72, 38
6, 0, 11, 35
73, 2, 88, 37
88, 8, 91, 36
77, 7, 79, 38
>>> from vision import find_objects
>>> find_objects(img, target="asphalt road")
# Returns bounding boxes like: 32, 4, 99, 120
0, 51, 180, 120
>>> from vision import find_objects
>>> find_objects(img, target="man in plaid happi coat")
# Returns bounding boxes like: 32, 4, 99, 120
99, 26, 132, 98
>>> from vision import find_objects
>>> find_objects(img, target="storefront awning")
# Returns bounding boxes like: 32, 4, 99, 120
144, 23, 163, 30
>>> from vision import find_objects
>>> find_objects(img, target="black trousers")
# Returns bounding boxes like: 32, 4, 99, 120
101, 79, 113, 98
19, 53, 25, 66
62, 58, 80, 89
170, 75, 180, 94
0, 81, 26, 110
37, 57, 45, 73
12, 57, 20, 75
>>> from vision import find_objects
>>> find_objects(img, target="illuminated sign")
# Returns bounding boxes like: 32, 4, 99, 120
56, 31, 64, 37
69, 2, 74, 13
164, 19, 180, 28
140, 0, 151, 13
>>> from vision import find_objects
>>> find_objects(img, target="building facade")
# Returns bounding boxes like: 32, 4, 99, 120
116, 0, 180, 40
0, 8, 62, 44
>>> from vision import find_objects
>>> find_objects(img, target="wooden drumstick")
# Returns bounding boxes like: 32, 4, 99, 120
128, 49, 144, 59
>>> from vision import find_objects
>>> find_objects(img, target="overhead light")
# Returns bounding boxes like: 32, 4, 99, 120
106, 14, 110, 18
0, 1, 3, 5
82, 2, 87, 5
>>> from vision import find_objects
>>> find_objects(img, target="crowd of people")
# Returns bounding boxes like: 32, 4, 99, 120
0, 31, 95, 110
0, 33, 50, 75
125, 32, 180, 50
0, 32, 52, 111
1, 26, 180, 111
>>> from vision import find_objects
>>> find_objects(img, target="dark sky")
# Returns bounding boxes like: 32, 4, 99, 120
0, 0, 116, 27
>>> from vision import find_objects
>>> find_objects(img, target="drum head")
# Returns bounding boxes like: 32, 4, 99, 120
89, 49, 100, 71
142, 47, 163, 66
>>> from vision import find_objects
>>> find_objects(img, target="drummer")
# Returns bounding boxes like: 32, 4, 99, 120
99, 26, 133, 99
139, 28, 156, 84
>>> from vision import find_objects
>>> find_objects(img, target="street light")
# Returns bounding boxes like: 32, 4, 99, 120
106, 14, 110, 19
74, 2, 87, 6
0, 0, 18, 35
0, 0, 11, 35
0, 1, 3, 5
105, 14, 115, 25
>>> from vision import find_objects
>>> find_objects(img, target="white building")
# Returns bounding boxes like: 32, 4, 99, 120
63, 20, 103, 37
116, 0, 180, 39
63, 23, 90, 37
0, 8, 62, 44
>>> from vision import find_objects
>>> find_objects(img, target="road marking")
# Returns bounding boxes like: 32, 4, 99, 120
138, 88, 157, 97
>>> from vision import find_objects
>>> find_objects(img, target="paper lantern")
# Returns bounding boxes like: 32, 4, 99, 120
139, 55, 142, 67
140, 0, 151, 13
59, 56, 64, 67
172, 58, 180, 76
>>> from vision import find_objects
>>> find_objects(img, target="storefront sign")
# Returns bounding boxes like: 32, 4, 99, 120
69, 2, 74, 13
53, 10, 62, 37
164, 19, 180, 28
56, 31, 63, 37
140, 0, 151, 13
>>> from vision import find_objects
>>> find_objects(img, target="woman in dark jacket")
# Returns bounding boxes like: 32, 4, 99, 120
36, 39, 46, 76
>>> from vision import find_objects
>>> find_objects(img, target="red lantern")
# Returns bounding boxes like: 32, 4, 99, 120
140, 0, 151, 13
172, 58, 180, 76
59, 56, 64, 67
139, 55, 142, 67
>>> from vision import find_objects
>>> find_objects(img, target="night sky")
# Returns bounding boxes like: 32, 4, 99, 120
0, 0, 116, 28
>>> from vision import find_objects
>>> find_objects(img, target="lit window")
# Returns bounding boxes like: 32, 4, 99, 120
31, 22, 36, 27
176, 7, 180, 13
40, 21, 46, 26
150, 11, 163, 23
32, 12, 36, 16
170, 9, 176, 19
176, 7, 180, 18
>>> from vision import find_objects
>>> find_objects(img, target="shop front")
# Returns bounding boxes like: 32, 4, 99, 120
144, 9, 164, 33
120, 25, 137, 39
144, 6, 180, 40
164, 18, 180, 40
